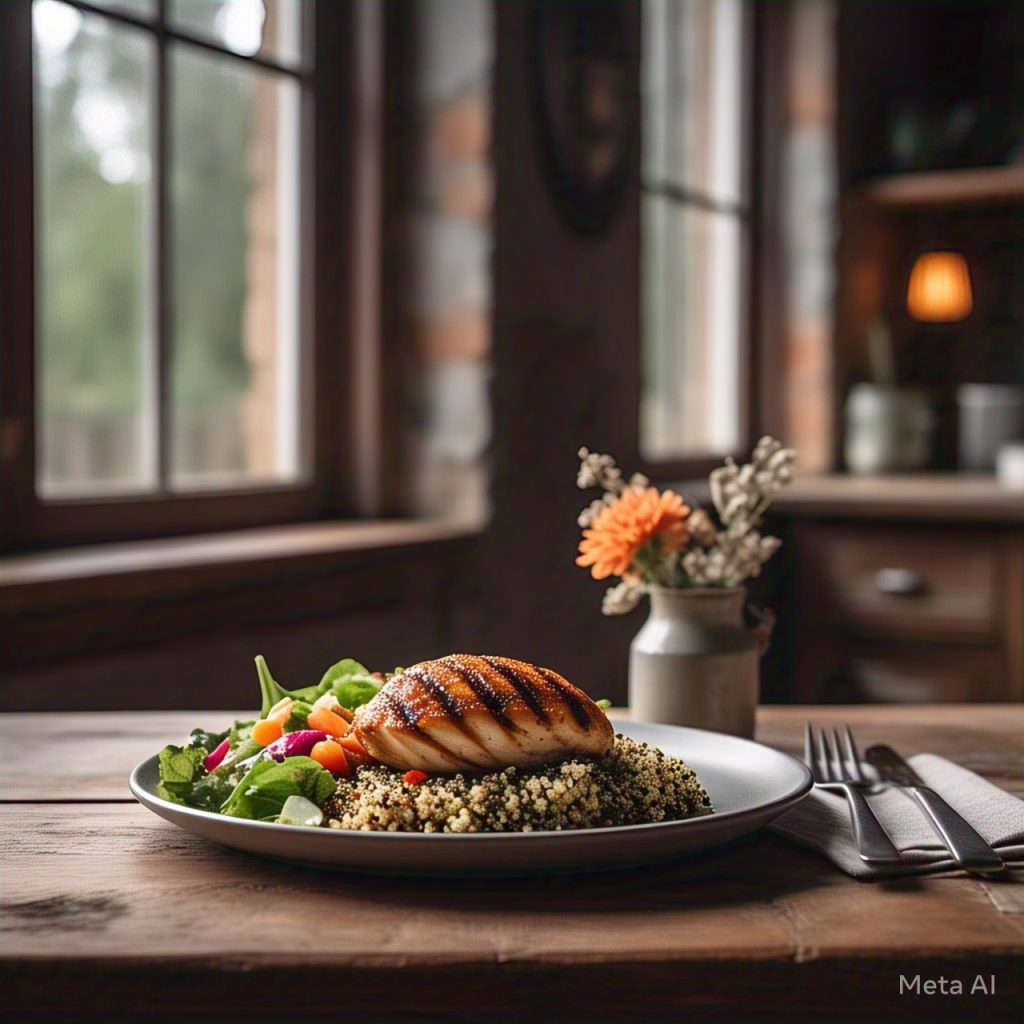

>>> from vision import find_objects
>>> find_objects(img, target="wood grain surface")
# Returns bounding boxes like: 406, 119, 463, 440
2, 706, 1022, 1023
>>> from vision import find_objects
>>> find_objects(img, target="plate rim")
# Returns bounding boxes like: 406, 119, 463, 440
130, 720, 813, 841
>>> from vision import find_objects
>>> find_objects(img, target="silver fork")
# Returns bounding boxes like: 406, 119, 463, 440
804, 723, 902, 865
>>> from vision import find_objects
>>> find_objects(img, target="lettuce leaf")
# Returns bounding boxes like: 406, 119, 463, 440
220, 756, 337, 821
157, 744, 206, 803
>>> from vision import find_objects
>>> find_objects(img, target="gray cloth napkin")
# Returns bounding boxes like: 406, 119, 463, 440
771, 753, 1024, 879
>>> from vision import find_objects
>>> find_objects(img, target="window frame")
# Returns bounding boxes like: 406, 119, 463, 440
0, 0, 355, 550
634, 0, 772, 482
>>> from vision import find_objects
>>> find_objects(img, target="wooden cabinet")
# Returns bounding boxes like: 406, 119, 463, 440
775, 477, 1024, 703
806, 528, 998, 641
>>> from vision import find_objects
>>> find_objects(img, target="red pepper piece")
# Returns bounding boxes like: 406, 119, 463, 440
403, 770, 429, 785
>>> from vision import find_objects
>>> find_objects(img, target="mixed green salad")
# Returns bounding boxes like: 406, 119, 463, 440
156, 655, 387, 826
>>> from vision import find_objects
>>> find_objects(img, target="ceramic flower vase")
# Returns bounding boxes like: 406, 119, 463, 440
628, 587, 761, 738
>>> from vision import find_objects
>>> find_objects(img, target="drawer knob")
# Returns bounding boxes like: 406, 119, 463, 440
874, 567, 928, 597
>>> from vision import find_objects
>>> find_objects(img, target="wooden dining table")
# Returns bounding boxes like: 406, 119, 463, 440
2, 704, 1022, 1023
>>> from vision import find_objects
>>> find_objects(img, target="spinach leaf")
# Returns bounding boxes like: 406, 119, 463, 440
157, 745, 206, 804
220, 756, 336, 821
317, 658, 371, 693
331, 677, 381, 711
188, 726, 229, 752
256, 654, 379, 718
255, 655, 321, 716
317, 657, 380, 710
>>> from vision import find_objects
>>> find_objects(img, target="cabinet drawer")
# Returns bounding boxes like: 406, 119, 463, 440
848, 649, 1002, 703
808, 528, 997, 639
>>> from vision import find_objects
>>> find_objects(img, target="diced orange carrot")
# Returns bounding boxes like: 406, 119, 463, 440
252, 718, 284, 746
311, 740, 350, 776
307, 707, 350, 738
339, 734, 374, 766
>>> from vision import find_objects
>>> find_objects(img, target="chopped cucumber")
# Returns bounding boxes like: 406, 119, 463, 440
277, 795, 324, 828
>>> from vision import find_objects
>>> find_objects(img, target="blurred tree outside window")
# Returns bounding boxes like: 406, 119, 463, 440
33, 0, 306, 498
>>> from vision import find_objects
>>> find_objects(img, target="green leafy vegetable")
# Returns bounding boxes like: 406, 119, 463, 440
209, 719, 259, 773
188, 726, 229, 752
221, 756, 337, 821
331, 677, 381, 711
596, 699, 612, 710
256, 655, 313, 716
157, 744, 206, 803
318, 658, 371, 692
187, 771, 237, 812
283, 700, 313, 733
229, 719, 255, 746
157, 742, 240, 811
318, 657, 380, 710
255, 654, 380, 718
255, 655, 333, 716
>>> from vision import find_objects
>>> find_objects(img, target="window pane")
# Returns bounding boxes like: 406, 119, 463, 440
89, 0, 156, 19
34, 0, 156, 497
168, 0, 306, 67
641, 196, 742, 459
403, 0, 494, 525
169, 46, 303, 489
643, 0, 745, 204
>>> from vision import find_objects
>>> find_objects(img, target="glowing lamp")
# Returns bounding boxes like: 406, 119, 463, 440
906, 251, 973, 322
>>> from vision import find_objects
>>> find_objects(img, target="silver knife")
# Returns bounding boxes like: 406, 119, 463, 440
865, 745, 1004, 874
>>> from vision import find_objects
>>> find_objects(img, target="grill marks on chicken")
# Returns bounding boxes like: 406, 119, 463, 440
352, 655, 614, 773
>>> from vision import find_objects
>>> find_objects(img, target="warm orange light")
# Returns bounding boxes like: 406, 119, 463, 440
906, 251, 973, 322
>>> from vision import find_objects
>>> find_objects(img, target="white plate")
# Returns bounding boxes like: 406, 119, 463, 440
130, 721, 812, 873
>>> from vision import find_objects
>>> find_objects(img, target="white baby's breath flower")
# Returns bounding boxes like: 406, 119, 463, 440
677, 437, 794, 587
576, 448, 627, 495
687, 508, 717, 547
601, 580, 644, 616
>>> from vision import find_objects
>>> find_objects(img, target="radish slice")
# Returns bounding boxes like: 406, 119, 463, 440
203, 738, 231, 773
264, 729, 328, 762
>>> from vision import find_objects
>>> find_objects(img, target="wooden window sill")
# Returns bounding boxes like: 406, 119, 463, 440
0, 519, 480, 612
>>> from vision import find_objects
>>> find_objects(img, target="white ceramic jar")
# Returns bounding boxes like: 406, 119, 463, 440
628, 587, 760, 737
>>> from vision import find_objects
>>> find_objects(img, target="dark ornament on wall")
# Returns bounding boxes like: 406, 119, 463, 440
529, 0, 637, 236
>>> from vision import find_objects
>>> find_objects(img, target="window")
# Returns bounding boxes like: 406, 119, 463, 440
641, 0, 751, 462
0, 0, 335, 547
401, 0, 493, 527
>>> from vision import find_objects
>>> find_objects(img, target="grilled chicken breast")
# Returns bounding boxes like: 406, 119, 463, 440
352, 655, 614, 773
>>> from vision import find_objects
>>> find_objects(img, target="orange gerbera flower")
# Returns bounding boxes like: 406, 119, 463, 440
576, 487, 690, 580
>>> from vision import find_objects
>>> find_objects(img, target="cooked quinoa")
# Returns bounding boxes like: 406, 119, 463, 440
322, 734, 712, 833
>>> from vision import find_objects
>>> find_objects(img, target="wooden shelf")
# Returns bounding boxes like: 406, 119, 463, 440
858, 165, 1024, 208
666, 474, 1024, 524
